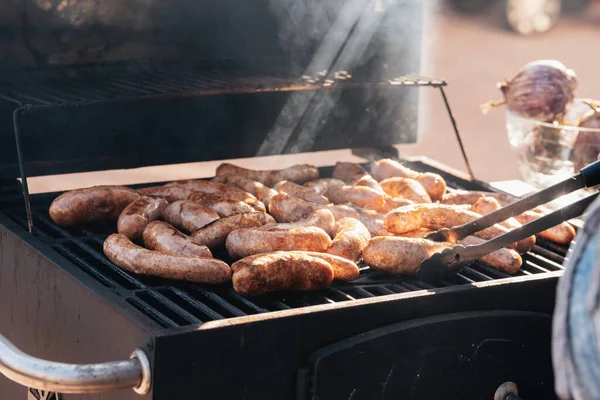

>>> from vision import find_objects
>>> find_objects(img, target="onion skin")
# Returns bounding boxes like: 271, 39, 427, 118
500, 60, 577, 122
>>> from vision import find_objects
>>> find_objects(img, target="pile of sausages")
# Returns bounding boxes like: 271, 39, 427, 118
48, 158, 576, 296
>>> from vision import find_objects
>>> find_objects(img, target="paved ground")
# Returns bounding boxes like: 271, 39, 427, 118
406, 0, 600, 182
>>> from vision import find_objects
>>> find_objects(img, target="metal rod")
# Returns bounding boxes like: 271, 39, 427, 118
13, 107, 34, 232
438, 86, 475, 180
0, 334, 151, 394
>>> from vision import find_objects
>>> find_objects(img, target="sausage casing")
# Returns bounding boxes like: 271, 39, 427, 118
187, 192, 255, 217
514, 210, 576, 245
380, 177, 431, 203
274, 180, 330, 205
326, 217, 371, 262
137, 186, 197, 203
216, 163, 319, 186
226, 225, 331, 259
191, 212, 276, 249
142, 221, 213, 257
458, 235, 522, 274
299, 251, 360, 281
166, 180, 265, 212
211, 175, 278, 208
370, 159, 446, 201
324, 185, 386, 210
276, 209, 337, 237
332, 162, 385, 192
231, 252, 334, 295
50, 185, 140, 227
163, 200, 220, 233
104, 234, 231, 284
117, 196, 169, 240
304, 178, 346, 194
363, 236, 454, 275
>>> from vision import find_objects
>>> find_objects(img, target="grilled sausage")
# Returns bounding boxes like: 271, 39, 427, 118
324, 184, 386, 210
142, 221, 213, 257
191, 212, 276, 249
353, 208, 393, 237
299, 251, 360, 281
278, 209, 337, 237
163, 200, 220, 233
458, 235, 522, 274
231, 251, 334, 295
326, 218, 371, 262
166, 180, 265, 212
513, 210, 576, 245
379, 195, 414, 213
215, 163, 319, 186
304, 178, 347, 194
211, 175, 278, 208
379, 177, 432, 203
117, 196, 169, 240
398, 228, 434, 238
441, 190, 551, 214
226, 225, 331, 259
187, 192, 255, 217
470, 196, 536, 253
269, 193, 360, 223
49, 185, 140, 227
332, 162, 385, 192
363, 236, 454, 275
138, 186, 197, 203
370, 159, 446, 201
274, 180, 330, 205
104, 234, 231, 284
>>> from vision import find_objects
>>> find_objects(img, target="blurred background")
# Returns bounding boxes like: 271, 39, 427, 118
405, 0, 600, 182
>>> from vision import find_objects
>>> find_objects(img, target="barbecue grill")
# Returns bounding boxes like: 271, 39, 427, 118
0, 1, 570, 399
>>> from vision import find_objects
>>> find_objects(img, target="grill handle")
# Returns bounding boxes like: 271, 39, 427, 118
0, 334, 151, 395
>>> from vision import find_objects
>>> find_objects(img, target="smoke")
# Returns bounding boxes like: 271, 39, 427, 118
258, 0, 424, 160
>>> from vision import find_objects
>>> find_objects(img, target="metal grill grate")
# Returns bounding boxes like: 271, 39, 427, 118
0, 161, 569, 329
0, 60, 445, 108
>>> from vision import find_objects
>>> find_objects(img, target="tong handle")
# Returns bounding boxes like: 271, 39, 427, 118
455, 191, 599, 263
450, 160, 600, 241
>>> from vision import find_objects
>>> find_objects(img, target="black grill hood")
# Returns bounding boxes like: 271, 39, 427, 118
0, 0, 424, 180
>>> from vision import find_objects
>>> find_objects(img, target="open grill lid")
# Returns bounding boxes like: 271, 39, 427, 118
0, 0, 428, 181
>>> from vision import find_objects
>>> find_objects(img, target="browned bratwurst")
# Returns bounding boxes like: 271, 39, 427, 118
324, 184, 386, 210
370, 159, 446, 201
104, 234, 231, 284
363, 236, 454, 275
299, 251, 360, 281
379, 177, 431, 203
470, 196, 536, 253
226, 225, 331, 259
50, 185, 140, 227
231, 251, 334, 295
326, 218, 371, 262
304, 178, 346, 194
353, 208, 393, 237
142, 221, 212, 257
332, 162, 384, 192
277, 209, 336, 237
163, 200, 220, 233
117, 196, 168, 240
513, 210, 576, 245
166, 180, 265, 212
191, 212, 275, 249
441, 190, 550, 215
274, 180, 330, 205
211, 175, 278, 208
187, 192, 255, 217
215, 163, 319, 186
138, 186, 197, 203
269, 193, 359, 223
458, 235, 522, 274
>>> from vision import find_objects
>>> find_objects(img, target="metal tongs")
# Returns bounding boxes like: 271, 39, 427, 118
415, 160, 600, 283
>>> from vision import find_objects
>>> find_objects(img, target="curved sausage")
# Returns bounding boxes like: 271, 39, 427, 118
231, 251, 334, 295
513, 210, 576, 245
269, 194, 359, 223
163, 200, 220, 233
226, 225, 331, 260
353, 208, 393, 237
187, 192, 255, 217
166, 180, 265, 212
379, 195, 414, 213
277, 209, 336, 237
299, 251, 360, 281
379, 177, 431, 203
370, 159, 446, 201
211, 175, 278, 208
191, 212, 276, 249
304, 178, 346, 194
216, 163, 319, 186
104, 234, 231, 284
363, 236, 454, 275
332, 162, 384, 192
326, 217, 371, 262
138, 186, 197, 203
274, 180, 330, 205
458, 235, 522, 274
50, 185, 140, 227
324, 184, 386, 210
117, 196, 169, 240
142, 221, 213, 257
471, 196, 536, 253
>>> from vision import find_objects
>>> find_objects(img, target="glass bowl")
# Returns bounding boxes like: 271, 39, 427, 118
506, 98, 600, 189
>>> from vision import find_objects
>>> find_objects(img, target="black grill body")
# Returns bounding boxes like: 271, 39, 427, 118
0, 160, 565, 399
